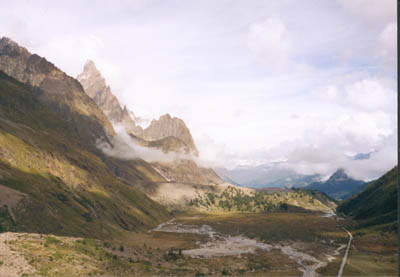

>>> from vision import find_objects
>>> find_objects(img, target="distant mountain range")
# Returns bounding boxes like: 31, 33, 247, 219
215, 164, 372, 200
304, 168, 368, 200
214, 164, 322, 189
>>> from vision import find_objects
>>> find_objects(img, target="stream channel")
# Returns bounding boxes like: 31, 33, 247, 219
151, 216, 345, 277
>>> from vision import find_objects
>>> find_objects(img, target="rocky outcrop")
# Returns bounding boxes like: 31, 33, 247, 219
0, 37, 114, 145
142, 114, 199, 156
77, 60, 143, 135
77, 60, 199, 156
151, 159, 223, 186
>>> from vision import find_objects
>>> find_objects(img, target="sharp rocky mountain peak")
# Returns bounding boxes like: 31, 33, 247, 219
328, 168, 348, 182
77, 59, 143, 135
143, 113, 199, 156
77, 60, 199, 156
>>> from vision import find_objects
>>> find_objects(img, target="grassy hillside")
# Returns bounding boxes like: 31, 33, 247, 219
0, 71, 170, 238
337, 166, 397, 230
188, 185, 337, 213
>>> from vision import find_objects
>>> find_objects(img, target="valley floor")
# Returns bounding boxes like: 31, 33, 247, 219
0, 212, 397, 276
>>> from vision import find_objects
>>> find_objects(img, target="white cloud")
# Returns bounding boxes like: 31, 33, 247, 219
97, 124, 193, 163
375, 22, 397, 70
276, 130, 396, 181
344, 78, 396, 112
311, 77, 397, 113
247, 18, 292, 71
310, 86, 340, 101
344, 133, 397, 180
337, 0, 396, 25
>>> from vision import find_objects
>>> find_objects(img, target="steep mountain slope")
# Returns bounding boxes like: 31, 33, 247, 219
0, 67, 170, 237
77, 60, 198, 156
337, 166, 397, 230
215, 164, 321, 188
0, 38, 114, 147
305, 169, 366, 200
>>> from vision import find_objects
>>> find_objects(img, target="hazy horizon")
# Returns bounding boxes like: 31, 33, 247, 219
0, 0, 397, 181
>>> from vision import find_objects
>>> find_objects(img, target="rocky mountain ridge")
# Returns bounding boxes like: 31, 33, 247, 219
77, 60, 143, 135
0, 37, 115, 146
77, 60, 198, 156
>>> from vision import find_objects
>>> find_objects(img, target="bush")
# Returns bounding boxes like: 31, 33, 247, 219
45, 236, 61, 245
103, 241, 111, 248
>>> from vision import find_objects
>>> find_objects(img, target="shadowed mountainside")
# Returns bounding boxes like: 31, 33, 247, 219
0, 65, 170, 238
0, 38, 115, 148
337, 166, 397, 230
305, 169, 367, 200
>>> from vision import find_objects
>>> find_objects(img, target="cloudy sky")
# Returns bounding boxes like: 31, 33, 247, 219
0, 0, 397, 180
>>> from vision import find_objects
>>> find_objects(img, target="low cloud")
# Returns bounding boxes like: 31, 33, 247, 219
272, 129, 396, 181
97, 125, 192, 163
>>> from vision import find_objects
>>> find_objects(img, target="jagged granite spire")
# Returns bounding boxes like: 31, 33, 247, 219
77, 60, 144, 135
77, 60, 199, 156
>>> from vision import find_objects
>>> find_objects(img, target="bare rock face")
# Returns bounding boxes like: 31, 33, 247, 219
0, 37, 115, 145
77, 60, 199, 156
77, 60, 144, 135
142, 114, 199, 156
152, 159, 222, 185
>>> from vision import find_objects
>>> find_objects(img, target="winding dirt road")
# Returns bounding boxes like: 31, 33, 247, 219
337, 228, 353, 277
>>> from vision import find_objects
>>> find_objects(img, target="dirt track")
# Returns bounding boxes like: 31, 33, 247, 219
337, 229, 353, 277
0, 232, 35, 276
